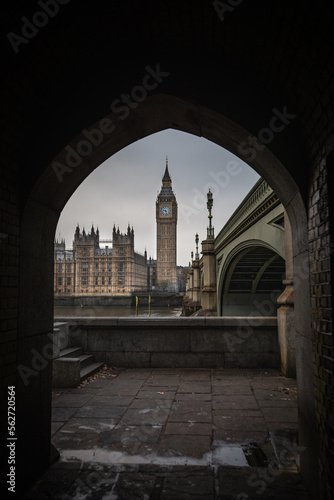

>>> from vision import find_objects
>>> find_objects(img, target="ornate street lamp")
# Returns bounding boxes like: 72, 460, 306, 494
195, 233, 199, 260
207, 189, 214, 239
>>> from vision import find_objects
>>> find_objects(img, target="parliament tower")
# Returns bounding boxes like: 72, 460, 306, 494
156, 158, 178, 291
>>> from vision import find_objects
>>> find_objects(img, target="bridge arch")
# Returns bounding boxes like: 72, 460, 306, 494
217, 241, 285, 316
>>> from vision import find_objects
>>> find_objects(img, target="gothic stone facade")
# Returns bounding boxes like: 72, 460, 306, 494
54, 161, 178, 295
54, 224, 155, 295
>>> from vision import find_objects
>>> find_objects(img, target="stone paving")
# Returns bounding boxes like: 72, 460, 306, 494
24, 368, 312, 499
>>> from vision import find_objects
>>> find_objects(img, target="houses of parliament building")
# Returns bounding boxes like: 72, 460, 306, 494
54, 160, 180, 295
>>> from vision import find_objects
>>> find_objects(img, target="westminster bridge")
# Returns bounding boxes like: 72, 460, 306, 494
184, 178, 295, 377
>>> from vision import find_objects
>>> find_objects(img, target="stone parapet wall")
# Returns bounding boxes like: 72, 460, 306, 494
55, 317, 279, 369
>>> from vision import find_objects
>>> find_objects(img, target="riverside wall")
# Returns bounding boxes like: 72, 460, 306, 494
54, 293, 183, 308
54, 316, 279, 369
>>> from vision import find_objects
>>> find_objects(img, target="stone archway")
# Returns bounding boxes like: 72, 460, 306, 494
18, 94, 316, 493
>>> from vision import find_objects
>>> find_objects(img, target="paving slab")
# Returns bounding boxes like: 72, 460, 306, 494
266, 421, 298, 432
52, 430, 101, 450
213, 429, 268, 445
161, 473, 215, 499
212, 376, 249, 383
178, 381, 212, 393
174, 393, 212, 401
213, 416, 267, 432
212, 395, 259, 410
172, 401, 212, 411
74, 405, 126, 419
218, 465, 311, 499
214, 369, 249, 376
118, 369, 152, 379
144, 384, 179, 391
165, 422, 212, 436
136, 389, 177, 398
169, 403, 211, 421
259, 398, 298, 407
51, 407, 79, 421
145, 377, 181, 386
252, 388, 286, 400
168, 413, 211, 423
130, 397, 174, 409
57, 417, 116, 433
120, 407, 170, 425
211, 384, 254, 395
101, 440, 157, 456
52, 392, 94, 407
261, 407, 298, 422
88, 394, 135, 406
23, 367, 311, 499
213, 409, 263, 418
77, 377, 111, 389
158, 435, 211, 458
98, 383, 143, 395
181, 371, 211, 381
101, 424, 163, 445
109, 470, 157, 499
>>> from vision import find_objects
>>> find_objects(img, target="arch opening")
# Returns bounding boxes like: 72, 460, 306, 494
18, 93, 315, 495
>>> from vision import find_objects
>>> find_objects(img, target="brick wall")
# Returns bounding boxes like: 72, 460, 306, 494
309, 153, 334, 499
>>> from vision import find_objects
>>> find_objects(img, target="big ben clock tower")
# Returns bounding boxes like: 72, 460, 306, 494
156, 157, 178, 292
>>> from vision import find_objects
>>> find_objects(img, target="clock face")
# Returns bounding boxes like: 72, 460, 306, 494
160, 205, 171, 217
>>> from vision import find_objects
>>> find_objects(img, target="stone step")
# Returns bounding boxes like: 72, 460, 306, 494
53, 347, 103, 387
80, 362, 104, 382
58, 347, 83, 358
78, 354, 95, 369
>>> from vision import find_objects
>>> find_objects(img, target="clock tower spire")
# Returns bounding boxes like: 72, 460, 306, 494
162, 156, 172, 188
156, 157, 178, 292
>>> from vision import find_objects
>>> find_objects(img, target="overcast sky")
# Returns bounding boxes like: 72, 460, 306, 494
56, 129, 260, 266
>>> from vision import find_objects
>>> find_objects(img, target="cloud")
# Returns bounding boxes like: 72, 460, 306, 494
56, 129, 260, 265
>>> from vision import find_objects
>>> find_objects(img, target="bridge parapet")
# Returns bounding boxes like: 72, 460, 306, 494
215, 178, 278, 251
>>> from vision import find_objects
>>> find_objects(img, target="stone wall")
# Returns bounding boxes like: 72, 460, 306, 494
54, 293, 183, 307
55, 317, 279, 369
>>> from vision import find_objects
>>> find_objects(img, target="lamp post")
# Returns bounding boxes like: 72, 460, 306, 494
207, 189, 214, 239
195, 233, 199, 260
192, 233, 201, 306
201, 189, 217, 312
